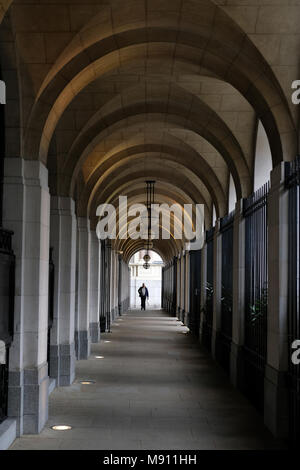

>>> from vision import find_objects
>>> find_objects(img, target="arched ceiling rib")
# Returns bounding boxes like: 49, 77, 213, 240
1, 0, 299, 262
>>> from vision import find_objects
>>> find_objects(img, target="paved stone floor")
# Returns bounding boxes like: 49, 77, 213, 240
10, 310, 285, 450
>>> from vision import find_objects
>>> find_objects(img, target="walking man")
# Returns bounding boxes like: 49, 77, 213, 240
138, 283, 149, 310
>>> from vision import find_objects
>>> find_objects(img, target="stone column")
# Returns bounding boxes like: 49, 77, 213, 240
176, 256, 180, 316
179, 253, 184, 320
3, 158, 50, 435
264, 162, 289, 439
184, 251, 190, 326
106, 241, 112, 331
118, 255, 122, 315
49, 196, 76, 386
88, 230, 100, 343
182, 253, 186, 321
199, 243, 207, 342
230, 200, 246, 388
212, 220, 222, 359
76, 217, 90, 359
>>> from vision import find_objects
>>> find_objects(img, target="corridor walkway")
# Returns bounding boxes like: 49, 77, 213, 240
10, 311, 284, 450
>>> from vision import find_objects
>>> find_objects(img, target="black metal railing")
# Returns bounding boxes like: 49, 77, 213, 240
0, 228, 13, 254
243, 183, 269, 412
286, 156, 300, 447
217, 210, 234, 373
0, 346, 9, 424
202, 227, 214, 350
0, 228, 15, 423
189, 250, 201, 337
162, 258, 177, 316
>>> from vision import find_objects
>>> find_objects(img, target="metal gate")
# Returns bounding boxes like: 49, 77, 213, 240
202, 228, 214, 350
0, 229, 15, 423
286, 157, 300, 446
243, 183, 269, 412
217, 212, 234, 373
47, 247, 54, 376
189, 250, 201, 337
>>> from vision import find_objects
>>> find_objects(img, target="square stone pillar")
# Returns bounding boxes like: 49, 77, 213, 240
180, 253, 185, 321
264, 162, 289, 439
176, 256, 180, 316
230, 200, 246, 388
184, 251, 190, 326
49, 196, 76, 386
212, 220, 222, 360
199, 243, 207, 342
76, 217, 91, 360
3, 158, 50, 435
88, 230, 100, 343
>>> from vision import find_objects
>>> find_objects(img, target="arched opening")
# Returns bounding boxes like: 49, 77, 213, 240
228, 174, 237, 213
129, 250, 164, 310
253, 121, 273, 191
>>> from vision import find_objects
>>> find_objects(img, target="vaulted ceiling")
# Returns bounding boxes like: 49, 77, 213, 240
0, 0, 299, 261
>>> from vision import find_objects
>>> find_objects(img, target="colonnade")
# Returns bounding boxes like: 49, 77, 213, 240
162, 162, 290, 441
2, 158, 130, 436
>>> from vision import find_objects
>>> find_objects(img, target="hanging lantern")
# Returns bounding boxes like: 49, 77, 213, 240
143, 181, 156, 269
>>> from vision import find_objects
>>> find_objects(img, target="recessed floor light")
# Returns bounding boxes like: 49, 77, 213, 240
104, 340, 111, 343
80, 380, 95, 385
51, 425, 72, 431
95, 356, 104, 359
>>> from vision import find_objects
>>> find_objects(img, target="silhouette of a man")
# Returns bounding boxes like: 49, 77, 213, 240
138, 283, 149, 310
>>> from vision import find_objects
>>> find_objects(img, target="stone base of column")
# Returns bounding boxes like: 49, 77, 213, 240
49, 344, 76, 386
111, 307, 117, 321
89, 323, 100, 343
76, 331, 91, 360
264, 364, 289, 439
14, 363, 49, 435
177, 308, 185, 322
7, 370, 24, 437
184, 311, 190, 327
8, 364, 49, 435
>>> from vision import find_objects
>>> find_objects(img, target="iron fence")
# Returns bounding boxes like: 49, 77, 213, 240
202, 227, 214, 351
217, 211, 234, 372
0, 228, 15, 423
162, 257, 177, 316
242, 182, 269, 412
285, 156, 300, 446
189, 250, 201, 337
